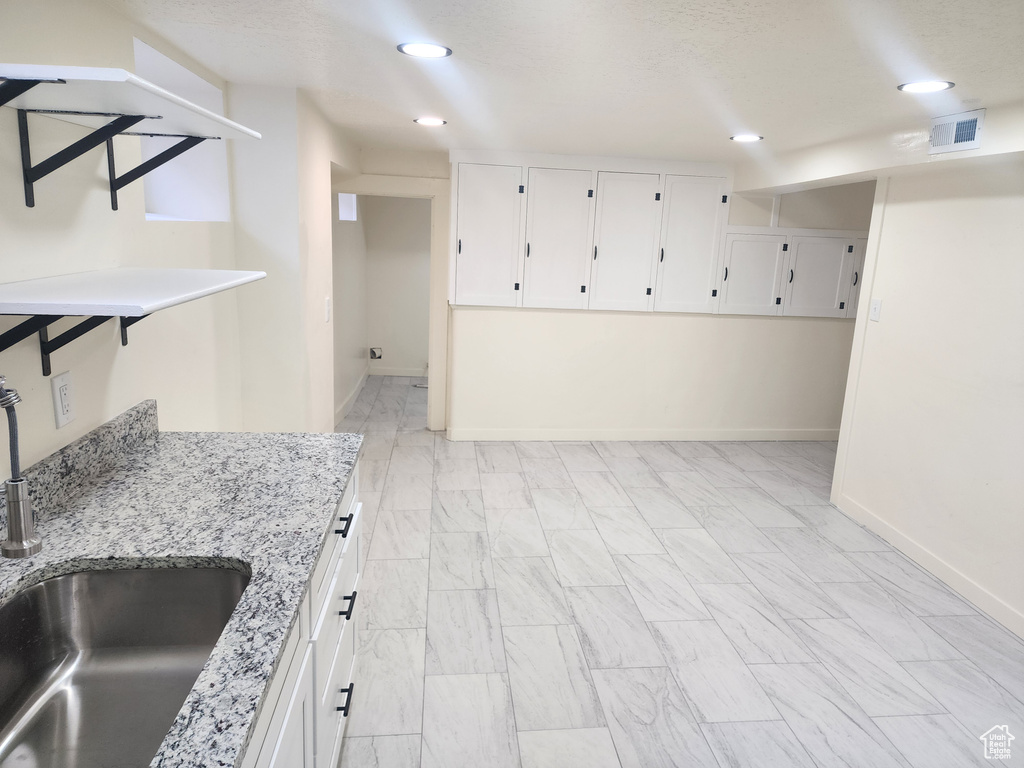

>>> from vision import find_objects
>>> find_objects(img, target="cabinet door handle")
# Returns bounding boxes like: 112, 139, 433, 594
789, 269, 794, 284
723, 266, 728, 281
526, 242, 530, 257
339, 590, 358, 620
335, 513, 354, 537
853, 271, 859, 286
660, 248, 664, 263
458, 239, 461, 254
337, 683, 354, 716
593, 246, 597, 260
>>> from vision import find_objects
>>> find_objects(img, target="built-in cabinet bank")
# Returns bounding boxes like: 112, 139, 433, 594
449, 154, 866, 319
242, 463, 363, 768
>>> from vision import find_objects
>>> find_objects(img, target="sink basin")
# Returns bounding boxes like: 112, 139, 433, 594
0, 566, 250, 768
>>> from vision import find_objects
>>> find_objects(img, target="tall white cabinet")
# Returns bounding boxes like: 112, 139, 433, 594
522, 167, 596, 309
455, 163, 524, 307
589, 172, 662, 311
654, 175, 729, 314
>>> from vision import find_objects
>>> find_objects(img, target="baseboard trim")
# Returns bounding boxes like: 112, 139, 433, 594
445, 427, 840, 442
369, 366, 428, 377
335, 366, 369, 424
835, 491, 1024, 639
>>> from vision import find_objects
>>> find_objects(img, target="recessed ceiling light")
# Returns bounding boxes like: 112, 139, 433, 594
397, 43, 452, 58
414, 117, 447, 126
897, 80, 955, 93
730, 134, 764, 142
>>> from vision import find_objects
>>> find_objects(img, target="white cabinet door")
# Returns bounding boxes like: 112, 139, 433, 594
455, 163, 524, 307
718, 233, 787, 316
782, 236, 854, 318
268, 646, 314, 768
654, 175, 728, 314
845, 238, 867, 318
522, 167, 596, 309
589, 172, 662, 311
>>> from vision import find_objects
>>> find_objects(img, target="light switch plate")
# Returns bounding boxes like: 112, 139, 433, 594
51, 371, 75, 429
869, 298, 882, 322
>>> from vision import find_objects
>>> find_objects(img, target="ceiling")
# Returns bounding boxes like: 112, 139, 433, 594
103, 0, 1024, 163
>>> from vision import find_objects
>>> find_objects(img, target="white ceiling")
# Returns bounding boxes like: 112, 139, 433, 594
104, 0, 1024, 163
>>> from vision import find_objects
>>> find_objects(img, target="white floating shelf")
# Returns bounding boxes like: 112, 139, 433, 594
0, 268, 266, 317
0, 64, 260, 140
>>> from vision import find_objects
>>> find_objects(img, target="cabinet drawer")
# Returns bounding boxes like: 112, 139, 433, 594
310, 465, 359, 626
316, 618, 355, 768
312, 525, 360, 703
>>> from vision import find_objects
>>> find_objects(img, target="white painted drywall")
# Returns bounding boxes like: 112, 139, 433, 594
777, 181, 876, 230
448, 308, 854, 440
230, 86, 359, 433
363, 197, 431, 377
729, 182, 876, 229
0, 0, 244, 474
333, 198, 369, 423
833, 160, 1024, 636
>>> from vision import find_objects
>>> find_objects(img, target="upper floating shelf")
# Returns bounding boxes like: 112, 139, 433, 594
0, 64, 260, 140
0, 268, 267, 317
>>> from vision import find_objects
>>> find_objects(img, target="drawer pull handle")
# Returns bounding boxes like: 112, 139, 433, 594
339, 590, 358, 620
337, 683, 354, 716
335, 513, 354, 537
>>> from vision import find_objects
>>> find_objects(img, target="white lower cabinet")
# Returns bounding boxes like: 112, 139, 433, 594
242, 464, 362, 768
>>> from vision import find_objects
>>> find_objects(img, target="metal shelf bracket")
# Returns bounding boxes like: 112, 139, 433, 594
105, 136, 205, 211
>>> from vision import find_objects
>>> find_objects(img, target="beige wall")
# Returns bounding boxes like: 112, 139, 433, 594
833, 160, 1024, 636
363, 197, 431, 377
449, 308, 854, 440
230, 87, 359, 433
0, 0, 245, 475
777, 181, 875, 230
728, 181, 876, 230
333, 198, 369, 422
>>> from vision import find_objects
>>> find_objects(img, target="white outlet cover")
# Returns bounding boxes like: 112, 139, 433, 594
50, 371, 75, 429
869, 298, 883, 322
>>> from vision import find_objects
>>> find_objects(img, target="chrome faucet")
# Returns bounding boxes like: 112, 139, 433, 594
1, 376, 41, 558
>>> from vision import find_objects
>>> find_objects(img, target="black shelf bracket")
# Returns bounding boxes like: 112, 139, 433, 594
106, 135, 205, 210
1, 312, 149, 376
0, 79, 43, 107
38, 317, 112, 376
119, 315, 149, 346
18, 109, 146, 207
0, 315, 62, 355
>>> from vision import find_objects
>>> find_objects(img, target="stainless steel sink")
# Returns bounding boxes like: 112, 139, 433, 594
0, 566, 250, 768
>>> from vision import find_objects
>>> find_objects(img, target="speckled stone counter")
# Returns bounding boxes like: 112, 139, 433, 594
0, 401, 362, 768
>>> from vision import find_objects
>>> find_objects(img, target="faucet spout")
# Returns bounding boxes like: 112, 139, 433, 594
1, 376, 41, 558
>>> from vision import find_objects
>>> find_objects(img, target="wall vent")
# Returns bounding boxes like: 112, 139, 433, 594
929, 108, 985, 154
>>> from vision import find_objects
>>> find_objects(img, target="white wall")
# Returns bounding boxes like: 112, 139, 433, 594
728, 181, 876, 229
833, 160, 1024, 636
449, 308, 854, 440
363, 196, 431, 377
230, 86, 359, 433
333, 198, 369, 422
0, 0, 245, 474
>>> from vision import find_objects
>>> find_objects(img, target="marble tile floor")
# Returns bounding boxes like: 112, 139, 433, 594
336, 375, 1024, 768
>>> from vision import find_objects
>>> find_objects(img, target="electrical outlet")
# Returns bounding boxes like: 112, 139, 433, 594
51, 371, 75, 429
869, 298, 883, 322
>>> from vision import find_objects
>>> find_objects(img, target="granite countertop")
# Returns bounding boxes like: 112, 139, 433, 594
0, 401, 362, 768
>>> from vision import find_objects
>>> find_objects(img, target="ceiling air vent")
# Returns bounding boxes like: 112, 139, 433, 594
929, 108, 985, 154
